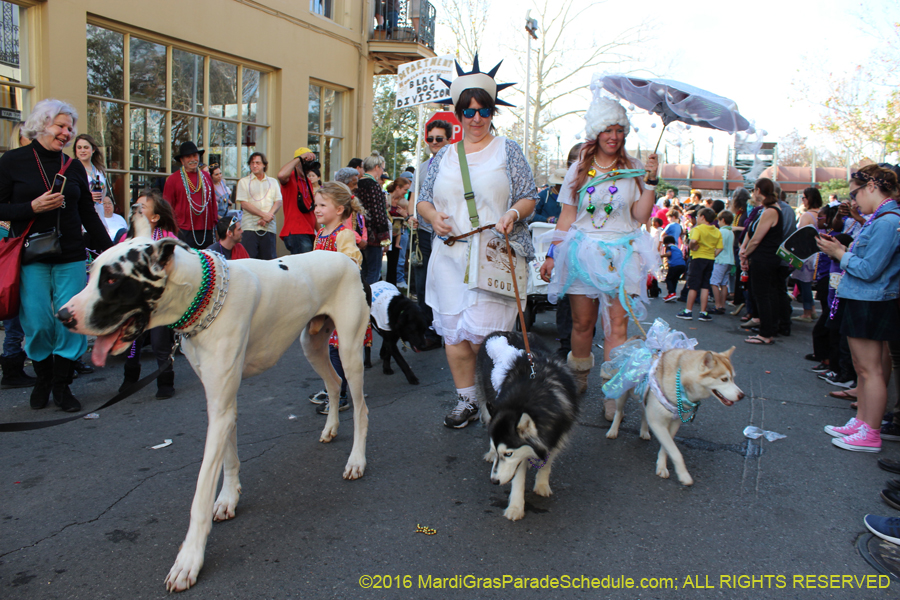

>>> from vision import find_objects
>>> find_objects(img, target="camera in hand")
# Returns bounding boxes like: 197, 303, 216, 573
300, 158, 321, 173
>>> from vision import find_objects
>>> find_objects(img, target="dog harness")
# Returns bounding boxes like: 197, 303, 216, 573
169, 249, 230, 338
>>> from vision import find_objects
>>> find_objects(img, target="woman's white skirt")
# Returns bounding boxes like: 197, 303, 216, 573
548, 228, 659, 334
427, 237, 519, 346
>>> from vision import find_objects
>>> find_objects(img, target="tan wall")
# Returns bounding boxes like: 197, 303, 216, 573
31, 0, 372, 176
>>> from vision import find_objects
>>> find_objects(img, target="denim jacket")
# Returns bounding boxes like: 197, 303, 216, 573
836, 200, 900, 301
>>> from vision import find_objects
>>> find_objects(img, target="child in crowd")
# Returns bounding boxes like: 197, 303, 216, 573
121, 189, 179, 399
677, 208, 722, 321
662, 208, 682, 245
821, 232, 857, 389
677, 210, 697, 302
662, 234, 685, 301
649, 217, 664, 252
308, 181, 371, 415
808, 206, 839, 371
710, 210, 735, 314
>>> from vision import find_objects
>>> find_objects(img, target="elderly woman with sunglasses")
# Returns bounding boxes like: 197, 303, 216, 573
417, 58, 537, 429
817, 164, 900, 453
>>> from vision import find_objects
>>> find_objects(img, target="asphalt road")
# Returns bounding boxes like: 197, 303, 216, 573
1, 293, 898, 599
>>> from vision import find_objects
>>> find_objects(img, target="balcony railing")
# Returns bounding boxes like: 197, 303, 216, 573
0, 2, 20, 68
371, 0, 436, 50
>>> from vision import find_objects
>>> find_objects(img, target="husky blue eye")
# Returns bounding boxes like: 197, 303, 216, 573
504, 451, 513, 457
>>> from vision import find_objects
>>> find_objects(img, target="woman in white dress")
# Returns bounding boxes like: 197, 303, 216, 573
417, 58, 537, 429
540, 81, 659, 419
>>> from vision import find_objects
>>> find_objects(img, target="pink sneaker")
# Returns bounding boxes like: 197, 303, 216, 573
832, 423, 882, 453
824, 417, 862, 438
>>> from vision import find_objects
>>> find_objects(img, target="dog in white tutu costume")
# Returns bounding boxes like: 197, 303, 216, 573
540, 76, 660, 417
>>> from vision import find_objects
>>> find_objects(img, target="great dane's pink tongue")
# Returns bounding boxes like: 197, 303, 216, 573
91, 332, 119, 367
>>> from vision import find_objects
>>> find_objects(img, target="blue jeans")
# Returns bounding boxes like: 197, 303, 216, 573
362, 244, 383, 285
414, 231, 434, 330
386, 10, 399, 30
282, 233, 315, 255
329, 346, 348, 396
2, 316, 25, 357
397, 228, 409, 287
797, 279, 814, 311
20, 261, 88, 362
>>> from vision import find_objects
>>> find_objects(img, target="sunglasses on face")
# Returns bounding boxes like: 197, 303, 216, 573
426, 136, 445, 143
848, 187, 861, 201
462, 108, 492, 119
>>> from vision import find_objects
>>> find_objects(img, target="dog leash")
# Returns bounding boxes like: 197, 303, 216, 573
0, 336, 182, 432
443, 222, 496, 246
504, 231, 535, 379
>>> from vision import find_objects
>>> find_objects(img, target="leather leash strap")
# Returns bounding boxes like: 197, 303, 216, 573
0, 337, 182, 432
504, 231, 534, 378
443, 222, 495, 246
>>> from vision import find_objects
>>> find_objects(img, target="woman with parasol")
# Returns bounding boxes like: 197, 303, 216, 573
540, 79, 659, 420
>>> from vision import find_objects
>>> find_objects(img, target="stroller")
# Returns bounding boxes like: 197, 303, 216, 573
516, 222, 557, 330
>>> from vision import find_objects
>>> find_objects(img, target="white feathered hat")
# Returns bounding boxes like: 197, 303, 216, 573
584, 74, 630, 140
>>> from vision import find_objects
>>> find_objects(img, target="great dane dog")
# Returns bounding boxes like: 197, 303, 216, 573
57, 213, 370, 592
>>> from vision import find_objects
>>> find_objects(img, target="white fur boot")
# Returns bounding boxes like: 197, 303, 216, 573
566, 352, 594, 395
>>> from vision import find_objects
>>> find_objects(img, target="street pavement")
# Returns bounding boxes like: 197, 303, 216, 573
1, 293, 898, 599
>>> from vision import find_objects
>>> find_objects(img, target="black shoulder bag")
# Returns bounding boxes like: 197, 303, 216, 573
22, 155, 73, 265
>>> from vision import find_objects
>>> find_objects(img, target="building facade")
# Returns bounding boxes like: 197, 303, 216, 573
0, 0, 433, 229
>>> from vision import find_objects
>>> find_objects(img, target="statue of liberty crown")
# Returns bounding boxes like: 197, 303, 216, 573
437, 54, 516, 107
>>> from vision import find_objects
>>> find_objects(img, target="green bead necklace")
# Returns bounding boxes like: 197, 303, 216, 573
169, 250, 216, 331
675, 368, 700, 423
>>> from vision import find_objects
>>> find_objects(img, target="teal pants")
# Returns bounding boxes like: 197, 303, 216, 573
19, 261, 88, 362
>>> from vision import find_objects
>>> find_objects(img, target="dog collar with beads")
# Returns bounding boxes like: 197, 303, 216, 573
648, 357, 699, 422
169, 249, 230, 337
674, 368, 700, 423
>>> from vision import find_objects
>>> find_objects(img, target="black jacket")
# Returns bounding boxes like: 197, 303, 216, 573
0, 140, 112, 263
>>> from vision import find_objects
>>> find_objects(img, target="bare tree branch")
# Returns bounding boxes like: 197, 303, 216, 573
502, 0, 657, 171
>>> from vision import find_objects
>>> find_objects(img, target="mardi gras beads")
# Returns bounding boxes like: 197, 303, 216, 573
585, 183, 618, 228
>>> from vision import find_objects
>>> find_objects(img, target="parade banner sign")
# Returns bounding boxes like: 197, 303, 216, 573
396, 55, 454, 108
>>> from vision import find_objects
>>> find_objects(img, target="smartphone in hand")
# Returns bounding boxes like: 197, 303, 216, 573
51, 173, 66, 195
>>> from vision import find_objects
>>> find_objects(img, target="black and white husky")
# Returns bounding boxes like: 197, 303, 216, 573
475, 331, 580, 521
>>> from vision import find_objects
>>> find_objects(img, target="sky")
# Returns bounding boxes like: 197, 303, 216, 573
428, 0, 890, 165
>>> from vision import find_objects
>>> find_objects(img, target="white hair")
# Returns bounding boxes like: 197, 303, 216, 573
333, 167, 359, 185
22, 99, 79, 146
362, 151, 385, 172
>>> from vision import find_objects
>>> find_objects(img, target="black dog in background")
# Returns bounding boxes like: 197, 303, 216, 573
364, 281, 428, 385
